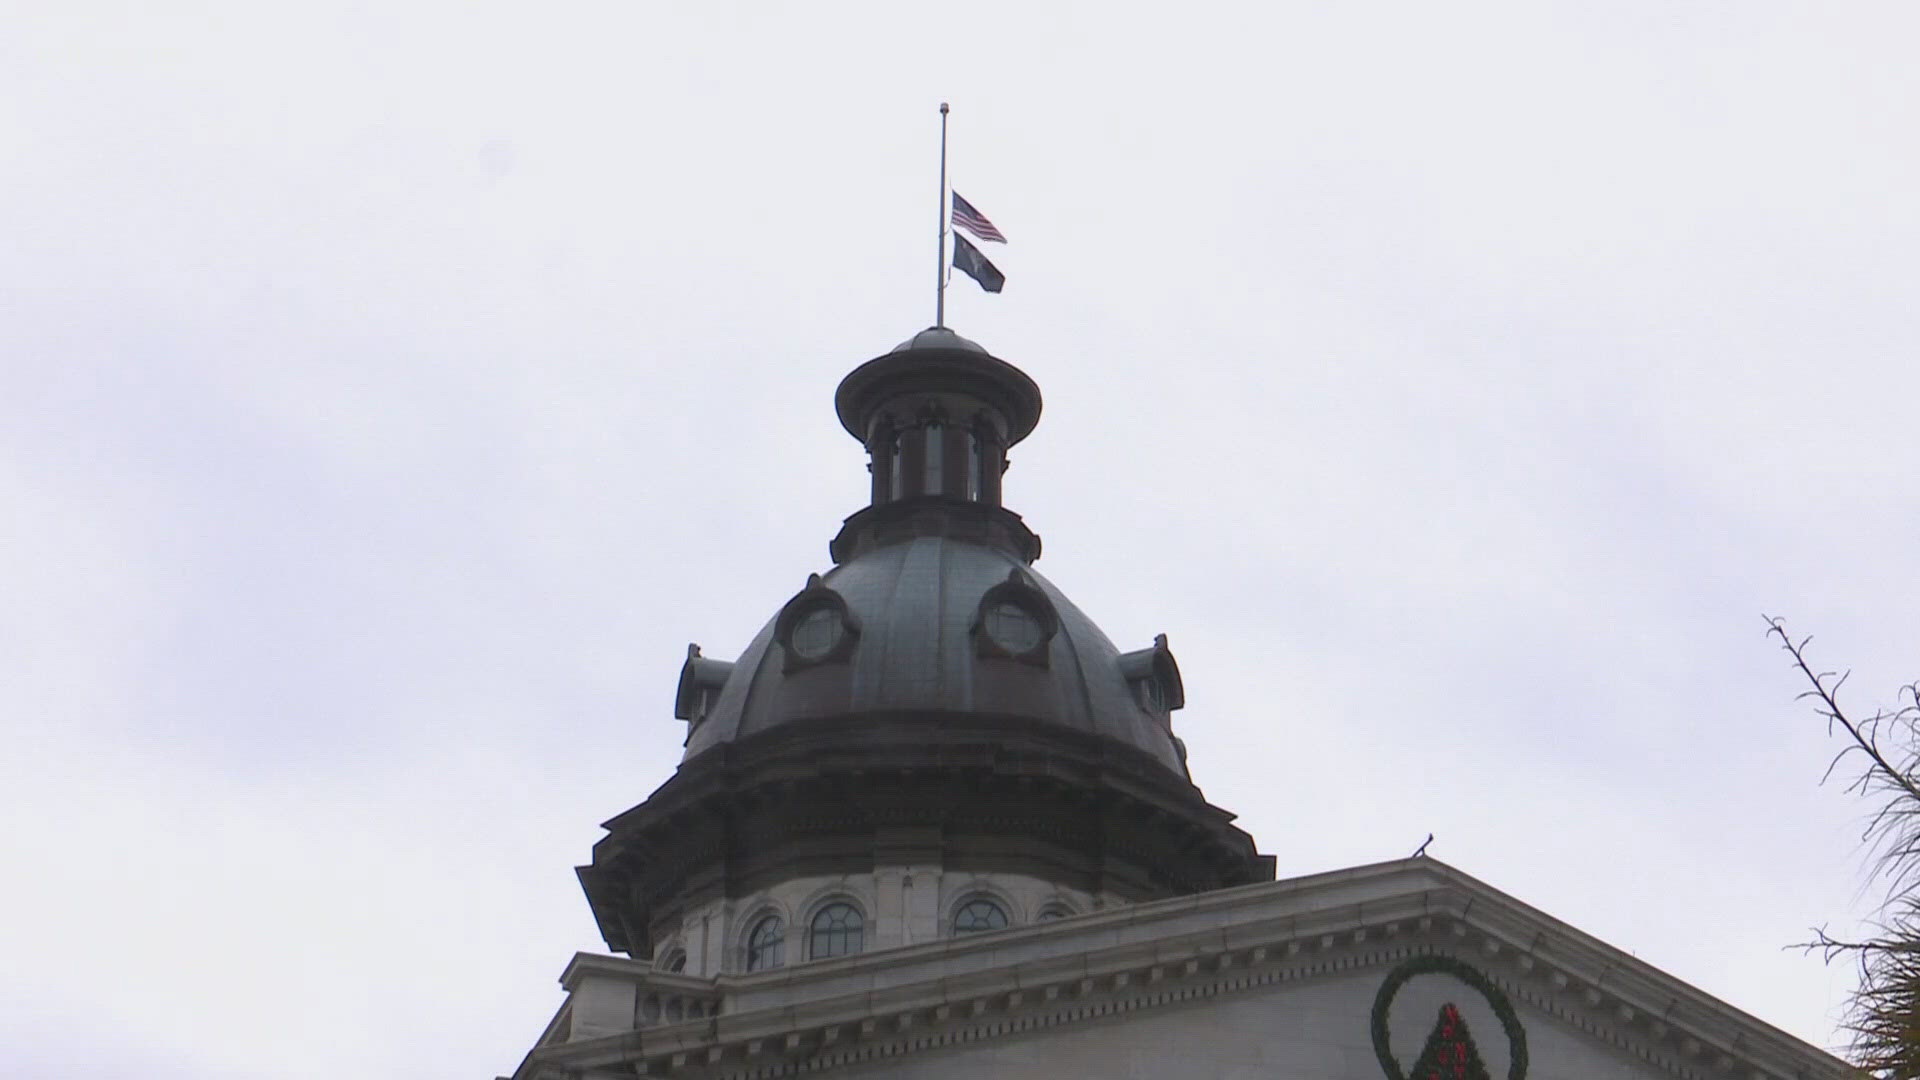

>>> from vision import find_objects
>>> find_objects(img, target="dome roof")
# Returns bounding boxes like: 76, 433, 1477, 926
890, 325, 989, 354
836, 327, 1042, 446
682, 535, 1186, 774
578, 330, 1274, 960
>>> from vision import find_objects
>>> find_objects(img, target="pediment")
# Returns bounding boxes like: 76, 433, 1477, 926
513, 860, 1851, 1080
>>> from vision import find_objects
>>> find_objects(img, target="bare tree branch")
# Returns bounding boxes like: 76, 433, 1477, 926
1769, 616, 1920, 1077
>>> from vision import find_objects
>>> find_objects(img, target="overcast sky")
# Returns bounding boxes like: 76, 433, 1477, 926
5, 3, 1918, 1077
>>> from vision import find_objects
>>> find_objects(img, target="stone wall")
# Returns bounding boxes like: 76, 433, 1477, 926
652, 866, 1111, 976
829, 963, 1659, 1080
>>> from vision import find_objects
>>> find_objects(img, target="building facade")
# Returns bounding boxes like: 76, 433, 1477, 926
504, 329, 1849, 1080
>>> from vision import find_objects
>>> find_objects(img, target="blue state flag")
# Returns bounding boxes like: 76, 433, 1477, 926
952, 233, 1005, 294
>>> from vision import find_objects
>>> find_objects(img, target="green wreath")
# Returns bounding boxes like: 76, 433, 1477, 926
1371, 954, 1528, 1080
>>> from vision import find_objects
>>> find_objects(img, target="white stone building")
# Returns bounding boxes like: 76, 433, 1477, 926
502, 329, 1850, 1080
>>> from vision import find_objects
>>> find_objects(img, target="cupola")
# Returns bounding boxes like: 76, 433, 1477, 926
574, 329, 1273, 973
829, 327, 1045, 563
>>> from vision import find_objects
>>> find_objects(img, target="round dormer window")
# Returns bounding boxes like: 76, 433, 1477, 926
789, 605, 844, 661
982, 598, 1045, 655
774, 578, 860, 673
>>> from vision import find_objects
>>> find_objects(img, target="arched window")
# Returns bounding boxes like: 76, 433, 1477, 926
746, 915, 785, 972
662, 949, 687, 972
808, 902, 864, 959
953, 897, 1010, 934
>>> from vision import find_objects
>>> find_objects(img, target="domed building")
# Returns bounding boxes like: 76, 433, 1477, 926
505, 331, 1849, 1080
574, 327, 1271, 979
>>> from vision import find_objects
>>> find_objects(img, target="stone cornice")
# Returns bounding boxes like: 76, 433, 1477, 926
561, 954, 715, 995
580, 716, 1272, 954
515, 859, 1855, 1080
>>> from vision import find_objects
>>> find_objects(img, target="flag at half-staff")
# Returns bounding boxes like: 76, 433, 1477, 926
951, 191, 1007, 243
932, 106, 1007, 319
952, 233, 1005, 293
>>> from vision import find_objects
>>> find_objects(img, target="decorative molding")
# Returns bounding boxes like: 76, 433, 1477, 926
709, 942, 1427, 1080
620, 935, 1836, 1080
527, 862, 1855, 1080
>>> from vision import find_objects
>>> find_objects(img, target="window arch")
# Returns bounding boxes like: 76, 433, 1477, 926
746, 914, 785, 972
952, 896, 1010, 935
808, 901, 864, 959
660, 947, 687, 972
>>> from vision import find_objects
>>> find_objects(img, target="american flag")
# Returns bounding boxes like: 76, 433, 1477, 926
950, 191, 1007, 243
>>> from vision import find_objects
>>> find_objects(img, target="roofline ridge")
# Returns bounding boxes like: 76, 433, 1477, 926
527, 861, 1852, 1080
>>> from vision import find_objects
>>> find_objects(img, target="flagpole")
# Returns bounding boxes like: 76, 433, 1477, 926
936, 102, 950, 329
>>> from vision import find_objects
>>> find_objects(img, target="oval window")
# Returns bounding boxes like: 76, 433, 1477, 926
789, 605, 843, 661
982, 599, 1044, 655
